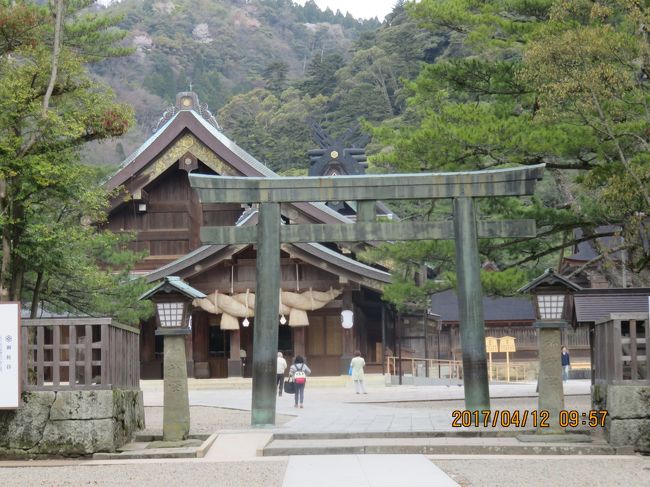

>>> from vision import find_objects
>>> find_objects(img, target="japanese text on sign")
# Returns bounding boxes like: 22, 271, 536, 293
0, 303, 20, 409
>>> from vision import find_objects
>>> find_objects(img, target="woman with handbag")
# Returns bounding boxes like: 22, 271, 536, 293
289, 355, 311, 408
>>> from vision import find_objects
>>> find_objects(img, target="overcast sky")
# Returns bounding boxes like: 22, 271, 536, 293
294, 0, 398, 20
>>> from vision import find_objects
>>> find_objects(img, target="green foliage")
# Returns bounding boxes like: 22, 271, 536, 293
0, 0, 152, 324
214, 2, 441, 172
218, 87, 327, 171
263, 61, 289, 94
368, 0, 650, 307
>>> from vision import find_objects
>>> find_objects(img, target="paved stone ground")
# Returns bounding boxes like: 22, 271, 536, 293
380, 394, 592, 411
141, 378, 594, 434
433, 456, 650, 487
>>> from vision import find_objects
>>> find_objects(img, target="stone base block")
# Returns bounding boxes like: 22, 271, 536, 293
41, 419, 116, 455
0, 389, 144, 456
607, 419, 650, 453
0, 392, 55, 450
606, 385, 650, 419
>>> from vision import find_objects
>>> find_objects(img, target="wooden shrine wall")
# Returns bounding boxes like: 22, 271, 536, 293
106, 164, 241, 270
189, 248, 342, 294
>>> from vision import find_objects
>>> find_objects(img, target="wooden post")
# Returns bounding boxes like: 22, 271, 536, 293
357, 200, 375, 223
629, 319, 637, 380
506, 351, 510, 383
293, 327, 306, 357
453, 197, 490, 411
488, 351, 492, 381
381, 305, 386, 375
340, 287, 354, 374
228, 329, 242, 377
251, 202, 281, 426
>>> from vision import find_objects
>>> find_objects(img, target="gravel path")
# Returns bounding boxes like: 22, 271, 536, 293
0, 461, 288, 487
142, 406, 294, 435
434, 457, 650, 487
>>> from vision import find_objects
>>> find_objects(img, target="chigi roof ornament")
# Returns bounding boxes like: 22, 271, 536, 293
153, 91, 221, 133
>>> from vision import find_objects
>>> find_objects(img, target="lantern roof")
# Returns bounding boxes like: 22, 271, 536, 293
140, 276, 206, 301
518, 269, 582, 294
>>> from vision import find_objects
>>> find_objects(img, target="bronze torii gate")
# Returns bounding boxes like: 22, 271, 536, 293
189, 164, 545, 426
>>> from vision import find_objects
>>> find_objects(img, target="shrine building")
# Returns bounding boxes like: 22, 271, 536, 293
105, 92, 397, 379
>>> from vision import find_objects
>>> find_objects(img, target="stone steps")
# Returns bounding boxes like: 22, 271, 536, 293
263, 432, 617, 456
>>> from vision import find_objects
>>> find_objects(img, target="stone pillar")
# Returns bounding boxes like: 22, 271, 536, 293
159, 330, 191, 441
185, 324, 194, 378
228, 329, 242, 377
251, 202, 281, 426
535, 322, 565, 434
453, 197, 490, 411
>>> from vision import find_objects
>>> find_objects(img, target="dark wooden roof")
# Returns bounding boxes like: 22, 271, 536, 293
518, 268, 582, 293
105, 109, 349, 225
573, 288, 650, 323
431, 289, 536, 324
566, 226, 623, 263
106, 100, 392, 289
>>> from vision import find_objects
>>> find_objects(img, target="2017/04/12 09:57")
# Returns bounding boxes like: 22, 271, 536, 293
451, 410, 609, 428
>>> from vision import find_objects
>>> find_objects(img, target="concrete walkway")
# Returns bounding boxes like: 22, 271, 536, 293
282, 455, 458, 487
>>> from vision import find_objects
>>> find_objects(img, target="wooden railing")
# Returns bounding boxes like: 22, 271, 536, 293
594, 313, 648, 385
450, 325, 590, 353
386, 356, 588, 382
21, 318, 140, 391
386, 357, 462, 380
490, 361, 537, 382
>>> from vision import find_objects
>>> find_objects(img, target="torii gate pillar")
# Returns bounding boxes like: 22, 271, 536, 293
454, 197, 489, 410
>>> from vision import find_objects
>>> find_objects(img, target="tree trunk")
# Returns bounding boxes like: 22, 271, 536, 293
30, 270, 44, 318
9, 254, 24, 302
42, 0, 65, 115
0, 179, 8, 300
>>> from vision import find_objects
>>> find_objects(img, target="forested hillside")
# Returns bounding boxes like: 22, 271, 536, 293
88, 0, 386, 165
88, 0, 649, 297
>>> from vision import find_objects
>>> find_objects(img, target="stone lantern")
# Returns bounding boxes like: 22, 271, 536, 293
141, 276, 205, 441
519, 269, 581, 434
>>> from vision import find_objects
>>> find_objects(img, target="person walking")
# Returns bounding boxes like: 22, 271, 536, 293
561, 346, 570, 383
276, 352, 288, 396
350, 350, 367, 394
289, 355, 311, 408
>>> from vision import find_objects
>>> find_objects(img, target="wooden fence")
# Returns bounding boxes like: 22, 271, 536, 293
387, 356, 545, 382
450, 325, 590, 353
386, 356, 462, 380
594, 313, 648, 385
21, 318, 140, 391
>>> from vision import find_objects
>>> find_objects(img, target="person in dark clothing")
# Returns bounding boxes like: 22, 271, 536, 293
561, 346, 570, 383
289, 355, 311, 408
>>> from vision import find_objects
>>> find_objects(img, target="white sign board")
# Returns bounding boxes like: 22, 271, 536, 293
0, 303, 20, 409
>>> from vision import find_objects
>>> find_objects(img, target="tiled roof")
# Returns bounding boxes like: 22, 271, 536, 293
574, 288, 650, 323
431, 289, 536, 323
140, 276, 206, 300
